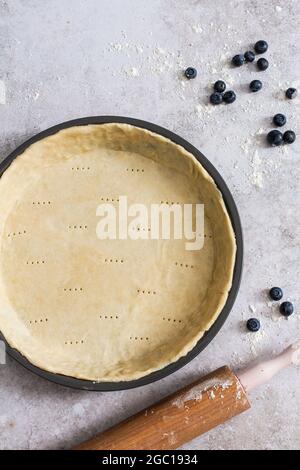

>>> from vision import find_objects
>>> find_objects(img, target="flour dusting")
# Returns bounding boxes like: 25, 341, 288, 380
172, 376, 233, 408
247, 329, 267, 357
192, 24, 203, 34
73, 403, 85, 417
291, 340, 300, 365
249, 150, 263, 188
125, 67, 139, 77
0, 81, 6, 104
163, 431, 177, 446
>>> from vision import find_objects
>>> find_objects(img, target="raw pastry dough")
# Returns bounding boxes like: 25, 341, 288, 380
0, 124, 236, 381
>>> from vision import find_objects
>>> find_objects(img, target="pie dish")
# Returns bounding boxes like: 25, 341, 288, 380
0, 121, 236, 382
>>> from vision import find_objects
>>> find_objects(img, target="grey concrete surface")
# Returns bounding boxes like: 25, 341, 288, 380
0, 0, 299, 450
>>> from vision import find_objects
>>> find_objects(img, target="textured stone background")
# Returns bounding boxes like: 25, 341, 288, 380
0, 0, 299, 450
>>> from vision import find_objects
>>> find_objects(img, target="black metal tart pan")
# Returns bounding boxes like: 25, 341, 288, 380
0, 116, 243, 391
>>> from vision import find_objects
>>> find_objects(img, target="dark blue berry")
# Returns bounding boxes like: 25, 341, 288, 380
273, 113, 286, 127
210, 92, 223, 105
269, 287, 283, 301
286, 88, 297, 99
283, 130, 296, 144
214, 80, 226, 93
257, 58, 269, 71
223, 90, 236, 104
185, 67, 197, 79
254, 40, 268, 54
244, 51, 255, 62
250, 80, 263, 92
280, 301, 294, 317
267, 130, 283, 146
247, 318, 261, 332
232, 54, 245, 67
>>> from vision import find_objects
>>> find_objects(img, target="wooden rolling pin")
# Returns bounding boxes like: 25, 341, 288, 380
75, 340, 300, 450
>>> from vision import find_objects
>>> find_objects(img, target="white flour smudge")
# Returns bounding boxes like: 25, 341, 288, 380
249, 150, 263, 188
192, 24, 203, 34
172, 377, 233, 408
0, 81, 6, 104
291, 340, 300, 365
163, 431, 177, 446
73, 403, 85, 417
247, 329, 267, 357
125, 67, 139, 77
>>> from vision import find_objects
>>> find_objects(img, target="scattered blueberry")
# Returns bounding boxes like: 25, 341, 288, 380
257, 57, 269, 71
214, 80, 226, 93
232, 54, 245, 67
185, 67, 197, 79
279, 301, 294, 317
247, 318, 261, 332
210, 92, 223, 105
254, 40, 268, 54
250, 79, 263, 92
267, 130, 283, 146
283, 130, 296, 144
286, 87, 297, 99
273, 113, 286, 127
269, 287, 283, 301
244, 50, 255, 62
223, 90, 236, 104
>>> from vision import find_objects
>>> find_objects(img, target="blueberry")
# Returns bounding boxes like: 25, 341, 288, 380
283, 130, 296, 144
223, 90, 236, 104
269, 287, 283, 301
257, 58, 269, 71
280, 301, 294, 317
286, 87, 297, 99
250, 80, 263, 92
232, 54, 245, 67
273, 113, 286, 127
244, 51, 255, 62
185, 67, 197, 79
254, 40, 268, 54
210, 92, 223, 105
267, 130, 283, 146
214, 80, 226, 93
247, 318, 261, 332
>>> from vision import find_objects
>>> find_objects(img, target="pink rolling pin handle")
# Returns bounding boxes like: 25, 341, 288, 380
237, 340, 300, 393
